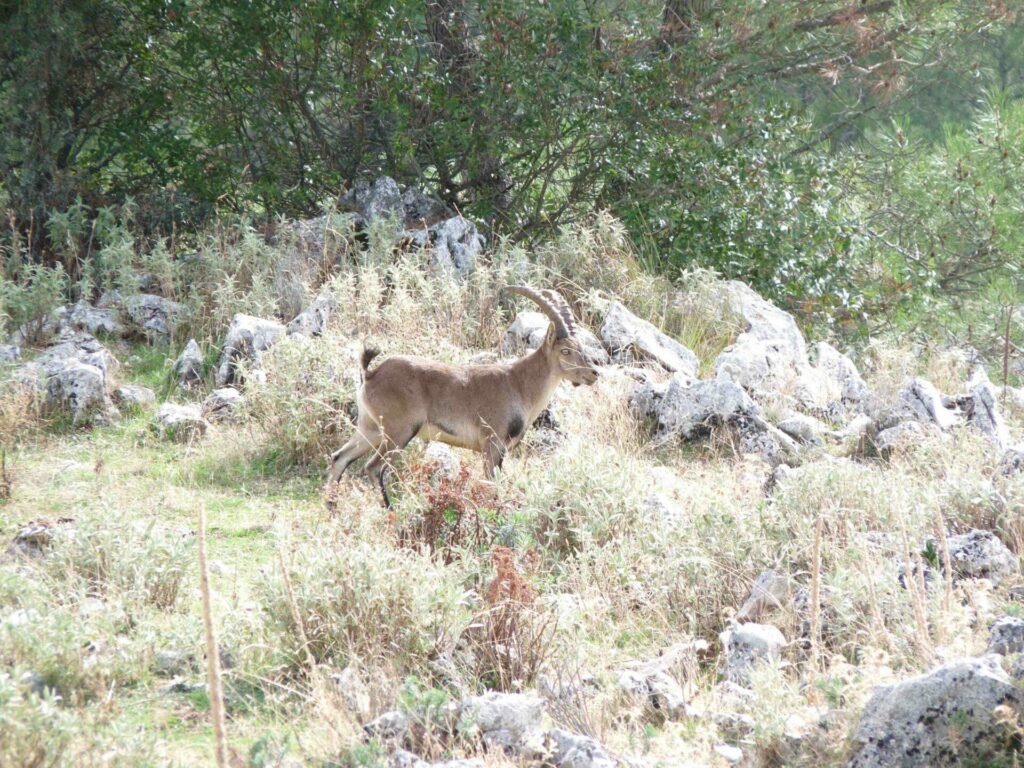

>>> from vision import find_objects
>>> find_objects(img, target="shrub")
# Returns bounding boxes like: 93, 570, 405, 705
38, 513, 192, 611
257, 530, 472, 674
244, 334, 357, 465
0, 262, 68, 343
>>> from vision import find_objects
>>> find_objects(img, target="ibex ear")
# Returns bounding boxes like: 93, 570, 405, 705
544, 322, 557, 347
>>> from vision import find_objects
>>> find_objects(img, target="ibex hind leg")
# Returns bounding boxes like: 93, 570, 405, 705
364, 425, 419, 508
327, 429, 381, 486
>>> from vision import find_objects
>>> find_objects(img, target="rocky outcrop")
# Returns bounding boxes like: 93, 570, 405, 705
122, 294, 189, 341
848, 655, 1023, 768
64, 301, 125, 337
286, 290, 337, 338
600, 301, 698, 376
963, 367, 1011, 449
810, 341, 867, 402
216, 314, 285, 386
14, 331, 119, 424
735, 571, 806, 624
988, 615, 1024, 655
632, 375, 757, 438
544, 729, 615, 768
0, 344, 19, 363
895, 378, 959, 430
341, 176, 405, 224
777, 413, 824, 445
718, 623, 786, 685
616, 640, 706, 722
945, 529, 1019, 586
153, 403, 209, 442
872, 421, 926, 454
407, 216, 485, 276
459, 692, 545, 756
202, 387, 245, 423
631, 374, 796, 461
174, 339, 204, 389
112, 384, 156, 410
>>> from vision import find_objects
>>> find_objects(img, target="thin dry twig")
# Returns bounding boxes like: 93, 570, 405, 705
198, 505, 229, 768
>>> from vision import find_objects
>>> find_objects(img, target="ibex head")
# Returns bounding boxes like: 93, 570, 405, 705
503, 285, 599, 387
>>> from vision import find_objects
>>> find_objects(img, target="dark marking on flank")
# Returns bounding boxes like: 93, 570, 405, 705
436, 422, 457, 436
507, 414, 525, 441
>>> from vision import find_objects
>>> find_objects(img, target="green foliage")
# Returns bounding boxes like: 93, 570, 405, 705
854, 93, 1024, 349
0, 261, 68, 342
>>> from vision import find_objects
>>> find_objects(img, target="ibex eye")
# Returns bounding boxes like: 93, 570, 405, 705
560, 349, 570, 355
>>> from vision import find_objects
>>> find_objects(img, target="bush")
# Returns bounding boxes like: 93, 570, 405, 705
257, 530, 472, 674
37, 513, 192, 611
244, 334, 357, 465
0, 262, 68, 343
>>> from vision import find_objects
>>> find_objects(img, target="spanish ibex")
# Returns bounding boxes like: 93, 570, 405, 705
327, 286, 599, 505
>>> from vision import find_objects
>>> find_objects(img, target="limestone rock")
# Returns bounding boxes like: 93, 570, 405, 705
848, 655, 1023, 768
418, 216, 484, 276
459, 692, 545, 756
153, 403, 209, 443
401, 187, 452, 227
631, 375, 757, 438
202, 387, 245, 423
501, 311, 608, 365
946, 529, 1018, 586
964, 367, 1011, 449
810, 341, 867, 402
616, 640, 707, 722
64, 301, 125, 337
896, 378, 960, 430
0, 344, 19, 363
988, 615, 1024, 655
341, 176, 404, 223
719, 623, 786, 685
364, 710, 411, 745
735, 571, 804, 624
122, 293, 188, 341
174, 339, 204, 389
112, 384, 156, 410
601, 301, 698, 376
996, 447, 1024, 478
777, 414, 824, 445
544, 729, 616, 768
286, 290, 337, 338
216, 314, 285, 387
872, 421, 926, 454
422, 442, 461, 482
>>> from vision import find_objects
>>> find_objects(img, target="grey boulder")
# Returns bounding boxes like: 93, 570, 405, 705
988, 615, 1024, 655
112, 384, 156, 410
122, 294, 189, 341
153, 403, 209, 442
544, 729, 616, 768
286, 290, 337, 338
202, 387, 245, 423
848, 655, 1023, 768
718, 623, 786, 686
64, 301, 125, 337
174, 339, 204, 389
601, 301, 698, 376
946, 529, 1019, 586
216, 314, 285, 387
459, 692, 545, 756
501, 311, 608, 365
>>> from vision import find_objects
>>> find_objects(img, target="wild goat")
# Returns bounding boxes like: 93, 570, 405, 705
326, 286, 600, 505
